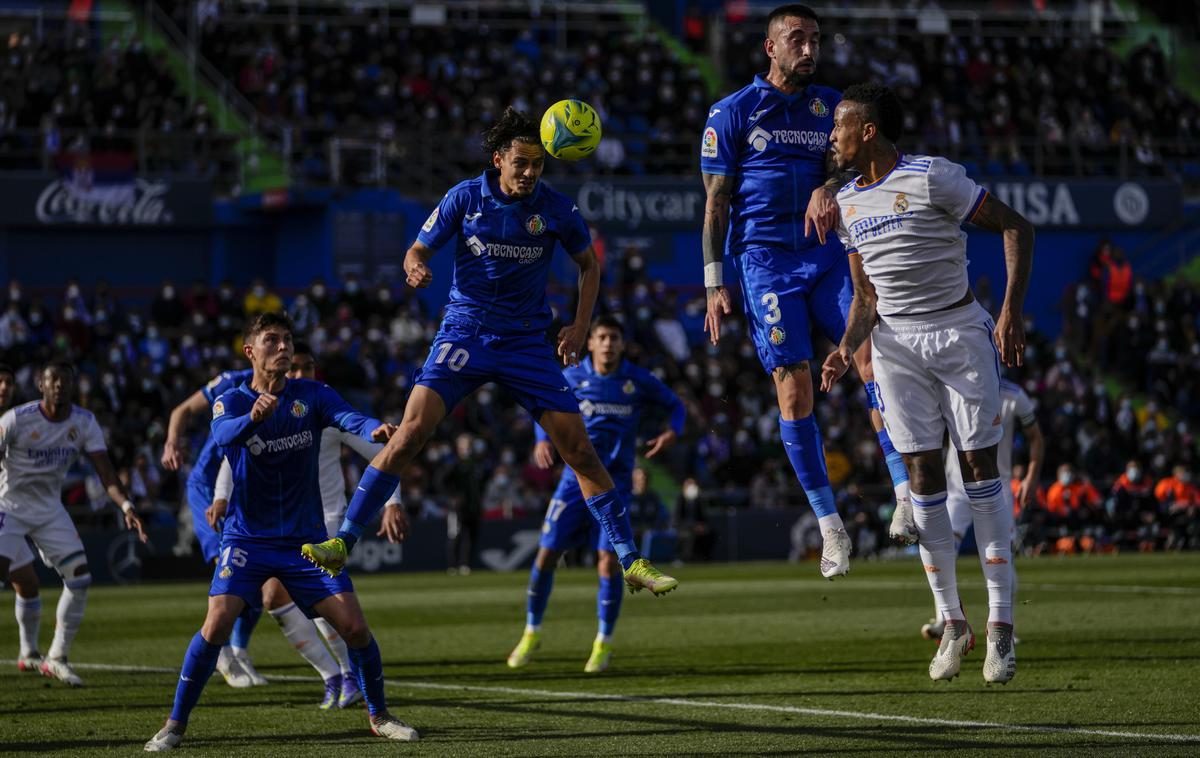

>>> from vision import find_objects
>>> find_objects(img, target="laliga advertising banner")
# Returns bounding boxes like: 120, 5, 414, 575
0, 155, 212, 227
547, 176, 1181, 232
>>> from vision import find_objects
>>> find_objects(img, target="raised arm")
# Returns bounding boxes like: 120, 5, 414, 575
968, 194, 1035, 367
162, 389, 209, 470
557, 245, 601, 367
821, 253, 877, 391
702, 172, 736, 346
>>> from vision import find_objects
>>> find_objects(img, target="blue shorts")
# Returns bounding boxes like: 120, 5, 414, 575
187, 478, 221, 564
209, 538, 353, 618
733, 241, 853, 373
539, 475, 629, 553
414, 323, 582, 418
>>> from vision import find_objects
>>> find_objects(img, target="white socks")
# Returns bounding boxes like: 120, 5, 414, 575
269, 602, 339, 681
911, 491, 964, 621
817, 514, 845, 533
15, 595, 41, 657
966, 478, 1015, 625
313, 617, 351, 677
48, 585, 88, 660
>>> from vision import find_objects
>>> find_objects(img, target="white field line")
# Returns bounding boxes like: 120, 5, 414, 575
9, 660, 1199, 745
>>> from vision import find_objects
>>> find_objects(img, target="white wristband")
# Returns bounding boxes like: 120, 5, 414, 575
121, 500, 135, 515
704, 261, 723, 288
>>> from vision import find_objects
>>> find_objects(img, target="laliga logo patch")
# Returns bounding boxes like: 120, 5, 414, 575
769, 326, 787, 345
525, 215, 546, 236
212, 400, 225, 418
291, 400, 309, 418
622, 380, 636, 395
421, 206, 439, 233
893, 193, 909, 214
219, 566, 233, 579
701, 126, 718, 158
809, 98, 828, 117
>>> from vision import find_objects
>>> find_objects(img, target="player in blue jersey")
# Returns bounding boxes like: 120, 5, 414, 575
506, 315, 686, 673
163, 366, 265, 687
699, 4, 913, 579
145, 314, 418, 751
302, 108, 677, 596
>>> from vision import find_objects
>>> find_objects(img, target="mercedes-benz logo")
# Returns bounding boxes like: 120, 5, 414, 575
107, 532, 143, 585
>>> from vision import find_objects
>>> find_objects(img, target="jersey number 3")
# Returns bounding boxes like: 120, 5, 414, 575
760, 292, 782, 324
434, 343, 471, 372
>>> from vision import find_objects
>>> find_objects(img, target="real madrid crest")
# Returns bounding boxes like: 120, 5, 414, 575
67, 426, 79, 442
809, 98, 828, 117
893, 193, 909, 214
526, 214, 546, 236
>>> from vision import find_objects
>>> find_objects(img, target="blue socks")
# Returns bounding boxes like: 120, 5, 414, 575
779, 415, 837, 519
338, 466, 400, 551
230, 604, 261, 650
525, 565, 555, 628
170, 632, 221, 724
597, 574, 623, 637
865, 382, 910, 488
584, 490, 640, 570
347, 636, 387, 718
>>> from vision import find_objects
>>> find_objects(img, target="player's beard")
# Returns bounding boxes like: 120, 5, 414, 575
783, 59, 816, 89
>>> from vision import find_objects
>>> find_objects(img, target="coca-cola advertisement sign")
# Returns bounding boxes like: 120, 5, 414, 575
36, 178, 175, 225
1, 173, 212, 227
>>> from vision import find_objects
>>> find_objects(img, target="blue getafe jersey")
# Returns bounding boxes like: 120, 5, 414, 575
538, 357, 685, 490
211, 378, 381, 545
417, 169, 591, 335
700, 76, 840, 254
186, 369, 254, 490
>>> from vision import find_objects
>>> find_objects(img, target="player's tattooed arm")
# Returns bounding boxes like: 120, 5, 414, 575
806, 152, 854, 244
968, 194, 1035, 367
702, 172, 735, 345
821, 254, 877, 392
403, 240, 435, 289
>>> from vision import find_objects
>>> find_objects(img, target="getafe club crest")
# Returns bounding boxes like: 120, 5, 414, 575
769, 326, 787, 345
526, 215, 546, 236
893, 192, 909, 214
291, 400, 309, 418
622, 380, 636, 395
809, 98, 828, 117
219, 566, 233, 579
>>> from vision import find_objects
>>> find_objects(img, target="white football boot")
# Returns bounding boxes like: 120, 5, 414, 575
983, 622, 1017, 684
819, 527, 852, 579
929, 619, 975, 681
370, 713, 420, 741
233, 650, 268, 686
40, 657, 84, 686
17, 652, 43, 673
144, 723, 185, 752
216, 647, 253, 688
889, 497, 919, 544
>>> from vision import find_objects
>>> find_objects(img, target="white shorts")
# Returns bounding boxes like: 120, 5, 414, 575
871, 301, 1004, 454
0, 506, 86, 574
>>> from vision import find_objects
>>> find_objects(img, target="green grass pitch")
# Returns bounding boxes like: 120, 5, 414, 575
2, 553, 1199, 755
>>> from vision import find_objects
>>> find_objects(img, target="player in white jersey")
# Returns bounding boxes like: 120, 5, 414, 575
820, 83, 1033, 684
923, 378, 1044, 641
211, 342, 404, 708
0, 361, 147, 686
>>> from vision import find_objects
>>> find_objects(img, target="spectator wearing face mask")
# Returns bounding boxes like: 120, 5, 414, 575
1156, 465, 1200, 550
1046, 463, 1104, 552
1110, 459, 1159, 551
674, 477, 714, 563
243, 278, 283, 317
151, 279, 187, 333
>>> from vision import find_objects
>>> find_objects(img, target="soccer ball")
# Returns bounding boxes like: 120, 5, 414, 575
540, 99, 602, 160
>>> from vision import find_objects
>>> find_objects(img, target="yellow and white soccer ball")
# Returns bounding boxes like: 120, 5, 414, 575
540, 99, 602, 160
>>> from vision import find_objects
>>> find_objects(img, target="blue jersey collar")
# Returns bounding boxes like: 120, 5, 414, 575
480, 169, 542, 207
586, 356, 629, 378
752, 74, 811, 103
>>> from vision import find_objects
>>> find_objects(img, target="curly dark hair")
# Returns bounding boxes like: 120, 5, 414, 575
841, 82, 904, 142
482, 106, 541, 156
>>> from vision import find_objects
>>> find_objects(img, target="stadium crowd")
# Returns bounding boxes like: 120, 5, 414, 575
0, 245, 1195, 560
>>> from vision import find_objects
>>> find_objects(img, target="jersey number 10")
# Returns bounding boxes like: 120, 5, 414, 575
434, 343, 471, 372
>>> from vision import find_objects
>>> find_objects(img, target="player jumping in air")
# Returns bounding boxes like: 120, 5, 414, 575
700, 4, 913, 579
211, 341, 404, 708
144, 314, 417, 750
0, 361, 147, 686
301, 107, 677, 596
506, 315, 686, 673
820, 83, 1034, 684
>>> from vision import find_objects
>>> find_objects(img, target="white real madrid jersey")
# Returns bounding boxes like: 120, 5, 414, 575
0, 402, 106, 514
835, 154, 988, 315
